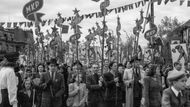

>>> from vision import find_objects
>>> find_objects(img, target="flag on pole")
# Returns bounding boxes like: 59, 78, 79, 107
61, 25, 69, 34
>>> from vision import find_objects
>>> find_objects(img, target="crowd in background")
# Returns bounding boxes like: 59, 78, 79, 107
1, 53, 190, 107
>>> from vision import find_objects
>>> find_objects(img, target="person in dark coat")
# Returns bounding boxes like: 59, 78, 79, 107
39, 58, 65, 107
86, 63, 105, 107
33, 63, 46, 107
18, 79, 36, 107
142, 65, 162, 107
60, 64, 69, 107
103, 61, 125, 107
162, 70, 190, 107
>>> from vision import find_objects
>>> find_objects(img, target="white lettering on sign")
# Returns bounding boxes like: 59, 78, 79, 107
26, 1, 40, 14
146, 29, 156, 37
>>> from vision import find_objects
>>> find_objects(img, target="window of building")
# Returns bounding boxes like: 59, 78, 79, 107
4, 34, 7, 41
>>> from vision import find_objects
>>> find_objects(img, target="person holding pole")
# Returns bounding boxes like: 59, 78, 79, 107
86, 63, 105, 107
103, 61, 125, 107
67, 73, 87, 107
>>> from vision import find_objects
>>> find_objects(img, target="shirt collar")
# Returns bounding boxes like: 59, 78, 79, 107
171, 86, 182, 97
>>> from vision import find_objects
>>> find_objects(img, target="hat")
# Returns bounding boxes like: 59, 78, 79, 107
47, 58, 58, 66
167, 70, 186, 81
4, 52, 19, 62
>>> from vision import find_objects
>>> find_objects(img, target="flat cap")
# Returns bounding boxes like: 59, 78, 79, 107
167, 70, 186, 81
4, 52, 19, 62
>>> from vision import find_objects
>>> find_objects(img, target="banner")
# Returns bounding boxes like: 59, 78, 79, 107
171, 43, 188, 71
23, 0, 45, 22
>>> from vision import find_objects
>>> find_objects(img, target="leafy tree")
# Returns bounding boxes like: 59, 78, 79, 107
157, 16, 183, 64
158, 16, 183, 38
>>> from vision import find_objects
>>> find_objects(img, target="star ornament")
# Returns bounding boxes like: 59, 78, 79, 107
145, 14, 154, 23
73, 8, 80, 15
57, 12, 62, 18
51, 25, 58, 33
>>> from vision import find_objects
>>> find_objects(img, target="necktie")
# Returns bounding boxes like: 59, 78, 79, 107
177, 92, 181, 106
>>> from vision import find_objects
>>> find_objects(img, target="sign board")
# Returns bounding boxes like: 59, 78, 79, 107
23, 0, 44, 22
144, 27, 157, 41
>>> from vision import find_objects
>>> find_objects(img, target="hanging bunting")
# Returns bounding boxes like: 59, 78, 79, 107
24, 22, 27, 27
188, 0, 190, 6
157, 0, 162, 5
115, 8, 118, 14
1, 0, 187, 27
85, 13, 95, 19
135, 1, 141, 8
180, 0, 185, 5
165, 0, 170, 4
128, 3, 134, 10
19, 22, 25, 27
7, 22, 12, 28
13, 22, 18, 28
0, 22, 5, 27
107, 8, 114, 14
170, 0, 177, 2
92, 0, 100, 2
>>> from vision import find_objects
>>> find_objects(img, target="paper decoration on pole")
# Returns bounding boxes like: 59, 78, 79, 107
69, 8, 82, 44
171, 43, 188, 71
61, 25, 69, 34
22, 0, 45, 23
116, 16, 121, 36
100, 0, 110, 15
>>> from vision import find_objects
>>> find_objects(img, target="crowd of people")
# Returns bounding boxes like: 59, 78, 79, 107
1, 52, 190, 107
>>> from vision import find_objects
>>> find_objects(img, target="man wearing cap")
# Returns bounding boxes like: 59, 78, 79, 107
162, 71, 190, 107
0, 52, 19, 107
39, 58, 65, 107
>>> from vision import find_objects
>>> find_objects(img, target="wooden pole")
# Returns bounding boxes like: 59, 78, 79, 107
101, 12, 106, 75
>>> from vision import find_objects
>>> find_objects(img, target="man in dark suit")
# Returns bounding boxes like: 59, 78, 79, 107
86, 63, 104, 107
162, 71, 190, 107
39, 58, 65, 107
103, 62, 125, 107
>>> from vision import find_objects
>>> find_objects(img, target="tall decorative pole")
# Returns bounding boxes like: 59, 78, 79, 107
70, 8, 82, 104
115, 15, 121, 105
116, 16, 121, 65
70, 8, 82, 61
100, 0, 110, 75
132, 10, 144, 107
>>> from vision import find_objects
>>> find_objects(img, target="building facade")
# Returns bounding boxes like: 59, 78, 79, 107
0, 26, 34, 60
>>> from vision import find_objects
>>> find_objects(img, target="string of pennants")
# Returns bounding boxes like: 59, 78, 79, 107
0, 0, 189, 29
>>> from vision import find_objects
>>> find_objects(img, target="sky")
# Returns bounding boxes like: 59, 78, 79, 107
0, 0, 190, 47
